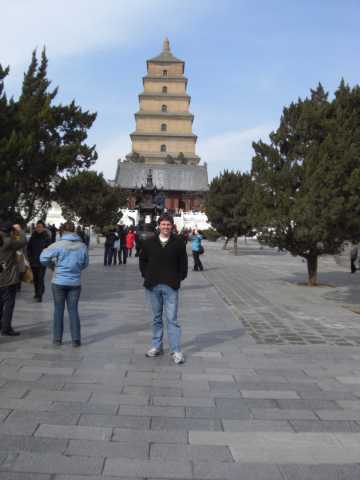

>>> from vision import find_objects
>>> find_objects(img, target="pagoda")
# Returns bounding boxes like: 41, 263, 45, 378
115, 38, 208, 212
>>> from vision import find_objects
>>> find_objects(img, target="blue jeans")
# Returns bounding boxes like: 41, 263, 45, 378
52, 284, 81, 342
146, 284, 180, 353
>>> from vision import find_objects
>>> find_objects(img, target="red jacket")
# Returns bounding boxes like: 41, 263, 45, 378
126, 231, 135, 249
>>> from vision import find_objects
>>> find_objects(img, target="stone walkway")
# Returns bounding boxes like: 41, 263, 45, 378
1, 241, 360, 479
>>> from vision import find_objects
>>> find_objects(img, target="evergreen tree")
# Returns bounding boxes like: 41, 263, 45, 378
0, 49, 97, 222
56, 171, 127, 228
251, 82, 360, 285
205, 170, 253, 253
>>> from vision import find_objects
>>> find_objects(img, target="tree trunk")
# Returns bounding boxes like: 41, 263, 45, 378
222, 237, 230, 250
306, 255, 318, 286
234, 234, 238, 255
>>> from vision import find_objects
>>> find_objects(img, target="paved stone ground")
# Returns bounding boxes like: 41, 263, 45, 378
1, 240, 360, 479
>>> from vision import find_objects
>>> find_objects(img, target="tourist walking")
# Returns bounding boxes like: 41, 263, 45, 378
27, 220, 51, 302
190, 228, 204, 271
0, 222, 26, 336
350, 245, 358, 274
126, 229, 135, 257
118, 226, 128, 264
40, 222, 88, 346
104, 229, 117, 266
139, 213, 188, 364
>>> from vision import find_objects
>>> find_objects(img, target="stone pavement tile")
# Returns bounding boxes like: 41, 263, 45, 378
0, 410, 11, 422
316, 410, 360, 420
4, 379, 65, 390
118, 405, 185, 417
0, 398, 52, 411
103, 458, 192, 478
234, 381, 322, 392
55, 477, 142, 480
251, 408, 317, 420
8, 452, 103, 475
0, 434, 67, 454
90, 393, 149, 406
336, 400, 360, 409
34, 424, 112, 441
208, 381, 239, 393
151, 417, 222, 431
63, 383, 123, 393
185, 406, 251, 420
336, 376, 360, 384
123, 386, 183, 397
65, 439, 147, 459
222, 420, 294, 432
0, 387, 29, 399
182, 373, 234, 382
124, 378, 182, 388
0, 422, 39, 436
152, 396, 215, 407
280, 464, 360, 480
49, 401, 118, 415
276, 399, 338, 409
150, 443, 234, 462
79, 414, 150, 430
6, 411, 80, 426
214, 397, 277, 409
25, 390, 91, 402
193, 462, 283, 480
289, 420, 360, 432
19, 366, 75, 376
112, 428, 187, 444
298, 391, 357, 400
0, 473, 51, 480
126, 371, 181, 380
0, 453, 8, 465
241, 390, 300, 399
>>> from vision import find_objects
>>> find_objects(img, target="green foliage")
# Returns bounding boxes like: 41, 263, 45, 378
251, 81, 360, 285
0, 49, 97, 223
205, 170, 254, 247
201, 228, 221, 242
56, 171, 127, 228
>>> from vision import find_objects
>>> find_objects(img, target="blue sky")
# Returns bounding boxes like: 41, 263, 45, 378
2, 0, 360, 180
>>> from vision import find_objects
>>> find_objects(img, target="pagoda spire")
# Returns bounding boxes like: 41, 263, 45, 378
163, 37, 170, 52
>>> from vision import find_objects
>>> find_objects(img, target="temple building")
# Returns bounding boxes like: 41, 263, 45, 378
115, 38, 208, 212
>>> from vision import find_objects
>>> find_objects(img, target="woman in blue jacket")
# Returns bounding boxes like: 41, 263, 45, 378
189, 229, 204, 272
40, 222, 88, 346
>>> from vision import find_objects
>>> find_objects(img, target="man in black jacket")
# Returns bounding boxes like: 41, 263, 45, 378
139, 213, 188, 364
27, 221, 51, 302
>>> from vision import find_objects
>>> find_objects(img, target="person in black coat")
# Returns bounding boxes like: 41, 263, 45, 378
27, 221, 51, 302
139, 213, 188, 364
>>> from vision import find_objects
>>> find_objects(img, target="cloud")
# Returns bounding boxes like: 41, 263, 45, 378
0, 0, 207, 68
198, 125, 274, 179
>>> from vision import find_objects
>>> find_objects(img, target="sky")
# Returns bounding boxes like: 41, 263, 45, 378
1, 0, 360, 180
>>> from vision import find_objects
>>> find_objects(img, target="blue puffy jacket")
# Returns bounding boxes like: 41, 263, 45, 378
189, 234, 203, 252
40, 233, 89, 286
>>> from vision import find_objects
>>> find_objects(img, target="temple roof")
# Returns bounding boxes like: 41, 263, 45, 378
147, 38, 184, 65
115, 162, 208, 192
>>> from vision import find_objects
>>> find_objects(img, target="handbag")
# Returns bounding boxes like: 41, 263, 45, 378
17, 252, 33, 283
199, 245, 204, 255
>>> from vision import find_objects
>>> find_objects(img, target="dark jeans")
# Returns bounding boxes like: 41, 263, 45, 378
32, 265, 46, 298
111, 248, 118, 265
0, 284, 17, 333
104, 246, 114, 266
128, 248, 133, 257
119, 247, 128, 264
351, 258, 358, 273
192, 251, 203, 271
52, 284, 81, 342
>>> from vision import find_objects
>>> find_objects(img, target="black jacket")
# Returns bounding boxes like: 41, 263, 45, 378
27, 231, 51, 267
139, 234, 188, 290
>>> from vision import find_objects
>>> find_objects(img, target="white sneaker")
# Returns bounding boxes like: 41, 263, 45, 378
172, 351, 185, 364
145, 346, 163, 358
